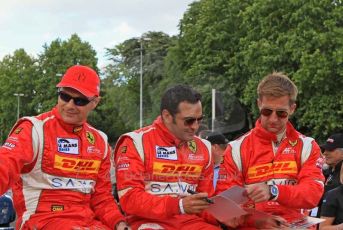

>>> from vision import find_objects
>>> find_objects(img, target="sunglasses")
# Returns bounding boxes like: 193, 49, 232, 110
260, 108, 289, 119
183, 116, 204, 126
58, 91, 93, 106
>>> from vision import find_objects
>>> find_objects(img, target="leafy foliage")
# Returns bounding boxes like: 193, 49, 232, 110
0, 0, 341, 143
102, 31, 175, 141
0, 49, 39, 141
0, 35, 98, 142
166, 0, 343, 141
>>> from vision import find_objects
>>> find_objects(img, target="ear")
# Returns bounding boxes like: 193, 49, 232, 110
90, 97, 101, 110
257, 98, 262, 110
161, 109, 173, 124
289, 103, 297, 115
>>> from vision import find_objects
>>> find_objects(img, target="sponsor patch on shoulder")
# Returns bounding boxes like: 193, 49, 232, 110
121, 146, 127, 153
87, 146, 101, 155
73, 126, 83, 133
117, 163, 130, 171
14, 127, 23, 134
2, 142, 16, 150
57, 138, 79, 154
288, 140, 298, 146
156, 146, 177, 160
188, 153, 204, 161
282, 147, 296, 154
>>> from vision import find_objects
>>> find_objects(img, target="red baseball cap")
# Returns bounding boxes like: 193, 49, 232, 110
56, 65, 100, 97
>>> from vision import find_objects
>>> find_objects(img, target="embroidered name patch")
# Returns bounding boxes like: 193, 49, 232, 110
156, 146, 177, 160
57, 138, 79, 154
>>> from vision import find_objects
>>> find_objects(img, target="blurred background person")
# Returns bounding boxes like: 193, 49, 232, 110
318, 133, 343, 229
199, 130, 228, 189
321, 133, 343, 193
319, 184, 343, 230
312, 133, 343, 217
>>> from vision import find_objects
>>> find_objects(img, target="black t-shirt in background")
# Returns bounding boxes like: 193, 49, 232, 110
316, 161, 343, 217
320, 185, 343, 225
323, 161, 343, 193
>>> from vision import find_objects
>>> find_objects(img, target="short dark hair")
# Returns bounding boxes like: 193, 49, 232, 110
160, 84, 202, 116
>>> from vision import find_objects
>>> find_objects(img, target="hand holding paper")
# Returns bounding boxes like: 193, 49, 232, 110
206, 185, 325, 229
182, 191, 211, 214
206, 185, 248, 223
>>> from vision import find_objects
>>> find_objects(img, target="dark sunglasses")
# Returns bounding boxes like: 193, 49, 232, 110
58, 91, 92, 106
260, 108, 289, 119
183, 116, 204, 126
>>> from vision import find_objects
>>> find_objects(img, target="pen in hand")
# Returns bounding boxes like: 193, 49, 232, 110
187, 189, 214, 204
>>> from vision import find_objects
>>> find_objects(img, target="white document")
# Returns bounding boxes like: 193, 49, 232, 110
206, 185, 248, 222
288, 216, 325, 228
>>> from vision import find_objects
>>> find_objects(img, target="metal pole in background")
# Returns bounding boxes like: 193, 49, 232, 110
140, 40, 143, 128
13, 93, 24, 120
212, 89, 216, 131
139, 37, 151, 128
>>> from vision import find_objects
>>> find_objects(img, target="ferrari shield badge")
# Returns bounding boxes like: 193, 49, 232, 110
86, 131, 95, 145
188, 140, 197, 153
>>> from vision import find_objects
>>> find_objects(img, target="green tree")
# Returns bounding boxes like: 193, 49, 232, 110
0, 34, 100, 142
167, 0, 342, 141
237, 0, 343, 140
102, 31, 174, 141
165, 0, 251, 122
0, 49, 39, 142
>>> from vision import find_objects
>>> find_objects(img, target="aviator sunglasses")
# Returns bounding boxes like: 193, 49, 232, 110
260, 108, 289, 119
183, 115, 204, 126
58, 91, 93, 106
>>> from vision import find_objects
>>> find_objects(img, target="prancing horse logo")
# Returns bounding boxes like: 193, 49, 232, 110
86, 131, 95, 145
188, 140, 197, 153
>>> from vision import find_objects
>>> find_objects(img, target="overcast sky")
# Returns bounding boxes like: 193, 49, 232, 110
0, 0, 195, 68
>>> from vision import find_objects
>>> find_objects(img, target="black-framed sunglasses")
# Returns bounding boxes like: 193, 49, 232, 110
183, 115, 204, 126
58, 91, 93, 106
260, 108, 289, 119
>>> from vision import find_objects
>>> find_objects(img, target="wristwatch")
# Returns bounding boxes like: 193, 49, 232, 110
269, 185, 279, 200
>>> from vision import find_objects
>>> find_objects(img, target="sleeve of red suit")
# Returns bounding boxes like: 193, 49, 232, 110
90, 144, 126, 228
276, 140, 325, 208
0, 121, 34, 195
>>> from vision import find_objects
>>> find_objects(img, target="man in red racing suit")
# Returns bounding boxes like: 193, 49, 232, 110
114, 85, 222, 229
216, 72, 325, 228
0, 65, 127, 229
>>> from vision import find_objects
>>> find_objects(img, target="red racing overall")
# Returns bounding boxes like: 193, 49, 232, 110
216, 120, 324, 224
115, 116, 219, 229
0, 107, 124, 229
